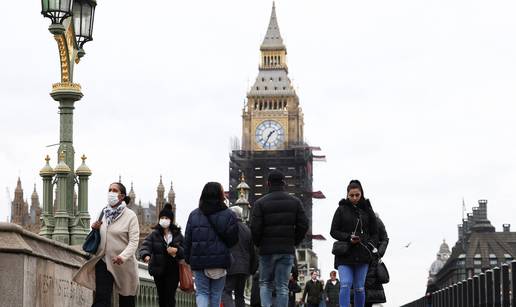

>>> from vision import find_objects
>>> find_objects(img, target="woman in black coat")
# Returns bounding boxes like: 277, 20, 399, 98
330, 180, 377, 307
365, 215, 389, 307
140, 203, 184, 307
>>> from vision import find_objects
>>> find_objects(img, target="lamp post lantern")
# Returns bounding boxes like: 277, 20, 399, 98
39, 0, 96, 245
235, 173, 251, 223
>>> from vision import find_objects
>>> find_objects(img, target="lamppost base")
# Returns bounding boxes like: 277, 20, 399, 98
48, 23, 65, 35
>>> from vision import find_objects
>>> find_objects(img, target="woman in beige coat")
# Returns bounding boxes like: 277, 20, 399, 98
74, 182, 140, 307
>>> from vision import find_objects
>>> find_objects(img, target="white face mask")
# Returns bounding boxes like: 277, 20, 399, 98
159, 218, 171, 228
107, 192, 120, 207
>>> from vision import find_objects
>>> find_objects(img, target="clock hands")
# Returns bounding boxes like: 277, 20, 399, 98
264, 130, 276, 144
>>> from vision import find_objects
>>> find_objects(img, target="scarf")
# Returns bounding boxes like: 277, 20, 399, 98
103, 202, 126, 225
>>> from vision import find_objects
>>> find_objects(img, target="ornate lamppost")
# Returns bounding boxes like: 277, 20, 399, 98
235, 173, 251, 223
39, 0, 96, 245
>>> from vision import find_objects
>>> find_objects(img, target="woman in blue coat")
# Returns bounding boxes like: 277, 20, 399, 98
184, 182, 239, 307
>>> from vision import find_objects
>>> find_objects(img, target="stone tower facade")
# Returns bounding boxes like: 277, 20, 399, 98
10, 178, 42, 232
168, 181, 176, 215
241, 2, 304, 151
229, 3, 316, 249
156, 176, 166, 218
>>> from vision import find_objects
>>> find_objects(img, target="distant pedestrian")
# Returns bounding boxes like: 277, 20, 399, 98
184, 182, 239, 307
301, 271, 324, 307
288, 272, 302, 307
364, 214, 389, 307
330, 180, 378, 307
222, 206, 258, 307
324, 271, 340, 307
139, 203, 184, 307
425, 278, 438, 307
250, 170, 309, 307
74, 182, 140, 307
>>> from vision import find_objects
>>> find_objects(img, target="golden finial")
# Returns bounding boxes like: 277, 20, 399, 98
59, 150, 66, 161
240, 172, 246, 182
81, 154, 87, 162
45, 155, 51, 163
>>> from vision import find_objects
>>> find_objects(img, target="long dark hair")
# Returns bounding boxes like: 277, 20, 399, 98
199, 182, 225, 205
199, 182, 226, 215
112, 182, 131, 204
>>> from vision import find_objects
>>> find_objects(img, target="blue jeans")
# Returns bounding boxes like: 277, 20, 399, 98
338, 264, 368, 307
193, 270, 226, 307
259, 254, 295, 307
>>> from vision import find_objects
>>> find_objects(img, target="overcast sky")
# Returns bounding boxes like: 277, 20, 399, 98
2, 1, 516, 306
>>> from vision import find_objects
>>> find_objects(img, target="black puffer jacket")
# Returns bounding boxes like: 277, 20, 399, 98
250, 186, 309, 255
365, 216, 389, 304
139, 224, 184, 277
184, 202, 238, 270
330, 198, 378, 268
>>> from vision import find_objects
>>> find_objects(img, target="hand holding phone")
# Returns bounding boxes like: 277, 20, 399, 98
350, 234, 361, 244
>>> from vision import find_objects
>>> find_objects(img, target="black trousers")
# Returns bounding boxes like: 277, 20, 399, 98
154, 266, 180, 307
222, 274, 249, 307
92, 260, 135, 307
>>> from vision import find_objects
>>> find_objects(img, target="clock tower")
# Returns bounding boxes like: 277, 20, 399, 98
242, 2, 304, 151
229, 3, 316, 250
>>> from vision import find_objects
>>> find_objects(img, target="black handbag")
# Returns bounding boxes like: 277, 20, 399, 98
82, 210, 105, 254
332, 241, 350, 255
376, 258, 390, 284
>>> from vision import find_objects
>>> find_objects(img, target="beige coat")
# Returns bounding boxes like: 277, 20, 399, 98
73, 205, 140, 296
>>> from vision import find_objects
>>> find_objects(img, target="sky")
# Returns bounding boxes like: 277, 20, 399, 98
2, 1, 516, 306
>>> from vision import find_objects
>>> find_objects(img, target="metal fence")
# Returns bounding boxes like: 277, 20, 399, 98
401, 260, 516, 307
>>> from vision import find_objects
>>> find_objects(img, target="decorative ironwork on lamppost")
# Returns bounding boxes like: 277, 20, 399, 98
235, 173, 251, 223
39, 0, 96, 245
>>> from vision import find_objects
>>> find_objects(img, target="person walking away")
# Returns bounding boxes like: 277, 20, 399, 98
184, 182, 239, 307
364, 214, 389, 307
301, 271, 324, 307
222, 206, 258, 307
139, 203, 184, 307
288, 272, 302, 307
250, 170, 309, 307
324, 271, 340, 307
74, 182, 140, 307
330, 180, 378, 307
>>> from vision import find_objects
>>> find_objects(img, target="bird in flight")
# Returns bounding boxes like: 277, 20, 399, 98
404, 242, 412, 248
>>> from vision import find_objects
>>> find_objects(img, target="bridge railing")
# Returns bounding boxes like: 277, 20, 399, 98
401, 260, 516, 307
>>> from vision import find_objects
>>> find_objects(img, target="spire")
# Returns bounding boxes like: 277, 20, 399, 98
157, 175, 165, 192
261, 2, 285, 51
15, 177, 22, 192
31, 184, 38, 199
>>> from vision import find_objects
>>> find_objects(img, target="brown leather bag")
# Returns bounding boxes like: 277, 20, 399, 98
178, 260, 194, 292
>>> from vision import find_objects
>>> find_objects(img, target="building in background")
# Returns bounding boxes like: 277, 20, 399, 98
430, 200, 516, 289
228, 3, 324, 256
10, 178, 42, 233
125, 177, 176, 247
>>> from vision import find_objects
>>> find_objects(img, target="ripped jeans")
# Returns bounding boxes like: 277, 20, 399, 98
337, 264, 368, 307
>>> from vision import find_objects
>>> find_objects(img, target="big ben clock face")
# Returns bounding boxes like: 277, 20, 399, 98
255, 120, 285, 149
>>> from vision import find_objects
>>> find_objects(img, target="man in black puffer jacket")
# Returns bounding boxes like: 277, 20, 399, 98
251, 170, 309, 307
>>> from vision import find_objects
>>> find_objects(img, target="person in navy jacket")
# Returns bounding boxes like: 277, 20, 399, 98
184, 182, 239, 307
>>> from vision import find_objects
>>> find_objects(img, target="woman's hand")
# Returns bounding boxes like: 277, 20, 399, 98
91, 221, 102, 230
144, 256, 150, 263
112, 255, 124, 265
167, 247, 178, 257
